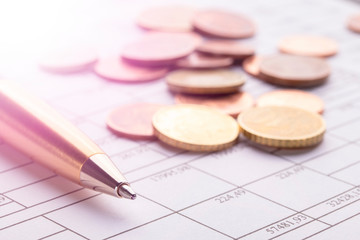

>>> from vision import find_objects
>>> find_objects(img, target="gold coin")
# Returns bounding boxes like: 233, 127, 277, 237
166, 69, 246, 94
152, 104, 240, 151
237, 106, 326, 148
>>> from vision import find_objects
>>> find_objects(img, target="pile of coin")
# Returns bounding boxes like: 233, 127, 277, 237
39, 5, 337, 151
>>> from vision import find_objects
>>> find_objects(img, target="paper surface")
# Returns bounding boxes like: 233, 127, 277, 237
1, 0, 360, 239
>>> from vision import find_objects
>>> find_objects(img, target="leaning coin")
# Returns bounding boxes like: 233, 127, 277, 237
166, 69, 246, 94
136, 5, 196, 32
347, 14, 360, 33
257, 89, 324, 114
94, 57, 168, 82
278, 35, 338, 57
175, 52, 233, 69
197, 40, 255, 59
107, 103, 165, 140
242, 55, 264, 77
193, 9, 255, 39
122, 32, 202, 67
175, 92, 254, 117
152, 104, 240, 151
237, 106, 326, 148
259, 54, 330, 87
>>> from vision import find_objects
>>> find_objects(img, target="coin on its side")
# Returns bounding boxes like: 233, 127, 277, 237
259, 54, 330, 87
166, 69, 246, 94
237, 106, 326, 148
278, 35, 338, 57
107, 103, 165, 140
348, 14, 360, 33
193, 9, 255, 39
197, 40, 255, 59
257, 89, 324, 114
175, 92, 254, 117
152, 104, 240, 151
136, 5, 196, 32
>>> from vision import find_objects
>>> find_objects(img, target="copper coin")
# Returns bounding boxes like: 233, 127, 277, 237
259, 54, 330, 87
121, 32, 202, 67
94, 57, 168, 82
197, 40, 255, 59
257, 89, 324, 114
278, 35, 338, 57
348, 14, 360, 33
166, 69, 246, 95
107, 103, 165, 140
39, 46, 97, 73
136, 5, 196, 32
242, 55, 264, 77
175, 52, 233, 69
193, 9, 255, 39
175, 92, 254, 117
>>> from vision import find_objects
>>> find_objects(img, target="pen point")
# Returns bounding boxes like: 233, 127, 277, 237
118, 184, 137, 200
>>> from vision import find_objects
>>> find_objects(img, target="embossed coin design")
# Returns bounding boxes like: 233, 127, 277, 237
237, 106, 326, 148
193, 9, 255, 39
175, 52, 233, 69
152, 104, 240, 151
39, 46, 97, 73
136, 5, 196, 32
94, 57, 168, 82
107, 103, 165, 140
122, 32, 202, 66
197, 40, 255, 59
259, 54, 330, 87
278, 35, 338, 57
166, 69, 246, 94
175, 92, 254, 117
348, 14, 360, 33
257, 89, 324, 114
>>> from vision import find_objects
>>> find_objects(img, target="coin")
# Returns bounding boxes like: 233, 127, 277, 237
122, 32, 202, 67
237, 106, 326, 148
39, 46, 97, 73
107, 103, 165, 140
175, 52, 233, 69
242, 55, 263, 77
193, 9, 255, 39
197, 40, 255, 59
94, 57, 168, 82
166, 69, 246, 95
175, 92, 254, 117
257, 89, 324, 114
348, 14, 360, 33
259, 54, 330, 87
152, 104, 240, 151
136, 5, 196, 32
278, 35, 338, 57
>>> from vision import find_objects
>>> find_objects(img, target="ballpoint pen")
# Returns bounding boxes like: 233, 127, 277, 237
0, 80, 136, 200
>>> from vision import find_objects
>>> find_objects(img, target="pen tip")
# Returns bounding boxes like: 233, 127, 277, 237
118, 184, 137, 200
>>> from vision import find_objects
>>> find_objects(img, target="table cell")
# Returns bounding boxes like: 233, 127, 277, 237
245, 166, 351, 211
189, 145, 293, 186
133, 165, 235, 211
330, 118, 360, 142
46, 195, 171, 240
181, 188, 294, 238
331, 162, 360, 185
0, 202, 24, 217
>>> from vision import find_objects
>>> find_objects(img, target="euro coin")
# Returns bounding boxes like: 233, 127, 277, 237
152, 104, 240, 151
237, 106, 326, 148
166, 69, 246, 95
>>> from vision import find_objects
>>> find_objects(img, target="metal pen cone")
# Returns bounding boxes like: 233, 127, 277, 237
118, 184, 137, 200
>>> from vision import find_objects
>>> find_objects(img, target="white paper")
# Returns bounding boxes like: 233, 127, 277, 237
1, 0, 360, 239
